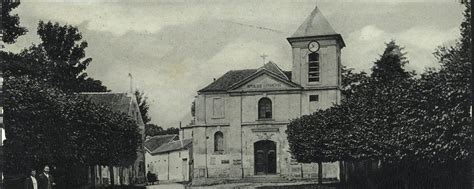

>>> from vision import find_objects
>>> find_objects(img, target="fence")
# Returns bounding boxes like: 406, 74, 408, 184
338, 160, 472, 189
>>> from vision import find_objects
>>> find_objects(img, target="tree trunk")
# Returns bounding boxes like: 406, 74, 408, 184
318, 162, 323, 184
109, 166, 115, 186
99, 166, 103, 185
90, 166, 96, 189
340, 161, 346, 184
119, 167, 123, 186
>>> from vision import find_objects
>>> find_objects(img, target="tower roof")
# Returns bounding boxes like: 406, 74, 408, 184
290, 6, 338, 38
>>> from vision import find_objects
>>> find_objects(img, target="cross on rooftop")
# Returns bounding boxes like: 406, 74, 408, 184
260, 53, 268, 65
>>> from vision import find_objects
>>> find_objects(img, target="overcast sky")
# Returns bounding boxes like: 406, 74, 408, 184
5, 0, 465, 128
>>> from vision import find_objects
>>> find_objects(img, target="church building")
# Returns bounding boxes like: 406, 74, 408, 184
182, 5, 345, 184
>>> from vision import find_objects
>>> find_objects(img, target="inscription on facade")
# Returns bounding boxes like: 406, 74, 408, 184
246, 83, 282, 89
233, 159, 242, 165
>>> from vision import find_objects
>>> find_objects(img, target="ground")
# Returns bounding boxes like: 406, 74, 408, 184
146, 181, 335, 189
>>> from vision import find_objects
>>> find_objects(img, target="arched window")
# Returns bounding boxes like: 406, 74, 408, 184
214, 131, 224, 152
308, 53, 320, 82
258, 98, 272, 119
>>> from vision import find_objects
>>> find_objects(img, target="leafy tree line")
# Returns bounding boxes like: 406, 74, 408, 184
146, 124, 179, 137
2, 3, 143, 188
286, 2, 471, 189
3, 75, 141, 187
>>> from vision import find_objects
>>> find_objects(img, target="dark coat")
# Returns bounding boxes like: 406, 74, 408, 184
24, 176, 38, 189
37, 173, 54, 189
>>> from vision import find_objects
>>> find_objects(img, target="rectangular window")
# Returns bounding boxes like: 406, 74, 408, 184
309, 95, 319, 102
309, 95, 319, 113
308, 53, 320, 82
221, 160, 230, 164
212, 98, 224, 118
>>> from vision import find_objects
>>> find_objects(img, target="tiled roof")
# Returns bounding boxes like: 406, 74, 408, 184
198, 62, 293, 92
290, 6, 338, 38
199, 69, 257, 92
80, 93, 131, 114
144, 134, 177, 152
151, 138, 192, 155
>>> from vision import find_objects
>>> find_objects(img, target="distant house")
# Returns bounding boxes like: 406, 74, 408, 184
146, 138, 193, 183
144, 135, 178, 175
80, 92, 146, 186
145, 135, 178, 154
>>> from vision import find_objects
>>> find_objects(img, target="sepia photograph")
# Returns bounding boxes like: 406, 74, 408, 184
0, 0, 472, 188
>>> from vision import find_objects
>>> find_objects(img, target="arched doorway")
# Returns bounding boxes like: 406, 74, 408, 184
254, 140, 276, 175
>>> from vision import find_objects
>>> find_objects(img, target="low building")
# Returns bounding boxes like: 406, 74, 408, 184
81, 92, 146, 186
145, 135, 178, 153
146, 139, 192, 183
144, 134, 179, 175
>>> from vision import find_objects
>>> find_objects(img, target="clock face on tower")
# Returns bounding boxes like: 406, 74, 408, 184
308, 41, 320, 53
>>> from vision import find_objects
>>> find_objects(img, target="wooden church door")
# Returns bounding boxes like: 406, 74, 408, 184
254, 140, 277, 175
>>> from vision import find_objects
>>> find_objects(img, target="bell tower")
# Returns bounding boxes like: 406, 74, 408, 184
287, 6, 345, 89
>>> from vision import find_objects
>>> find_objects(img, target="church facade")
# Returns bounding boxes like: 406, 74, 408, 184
182, 6, 345, 184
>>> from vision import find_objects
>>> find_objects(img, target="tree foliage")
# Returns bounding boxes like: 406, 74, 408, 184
12, 21, 108, 92
135, 90, 151, 124
1, 1, 27, 44
145, 124, 179, 137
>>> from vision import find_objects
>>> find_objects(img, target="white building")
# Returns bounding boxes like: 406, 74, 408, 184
182, 5, 344, 185
146, 139, 192, 183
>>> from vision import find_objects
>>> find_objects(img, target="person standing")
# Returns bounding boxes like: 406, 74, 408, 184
37, 165, 55, 189
24, 169, 38, 189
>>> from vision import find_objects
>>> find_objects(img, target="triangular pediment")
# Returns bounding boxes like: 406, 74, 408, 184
229, 70, 301, 92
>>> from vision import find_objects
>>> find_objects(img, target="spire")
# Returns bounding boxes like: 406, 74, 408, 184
128, 73, 133, 94
290, 5, 338, 38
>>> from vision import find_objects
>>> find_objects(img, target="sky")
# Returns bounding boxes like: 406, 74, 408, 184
4, 0, 466, 128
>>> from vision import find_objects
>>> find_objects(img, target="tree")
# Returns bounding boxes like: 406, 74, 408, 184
191, 100, 196, 117
371, 41, 412, 81
1, 1, 27, 44
287, 107, 349, 184
15, 21, 107, 92
145, 124, 179, 137
145, 124, 163, 137
162, 127, 180, 136
135, 90, 151, 124
414, 0, 471, 164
